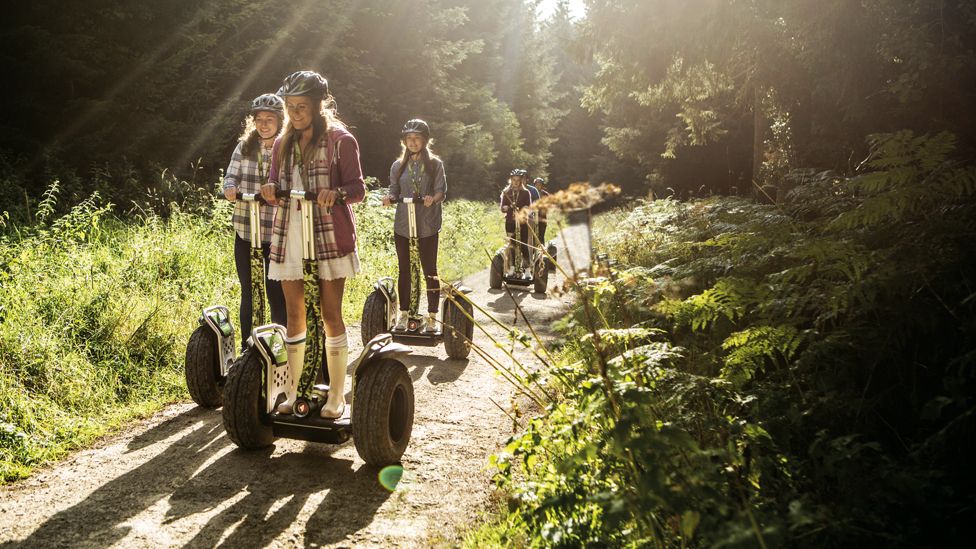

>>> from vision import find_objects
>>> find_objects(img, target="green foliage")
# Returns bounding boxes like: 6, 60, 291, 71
0, 180, 502, 482
476, 132, 976, 546
2, 0, 569, 202
0, 189, 234, 482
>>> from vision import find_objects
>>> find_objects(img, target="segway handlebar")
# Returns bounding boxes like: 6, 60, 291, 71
237, 189, 347, 204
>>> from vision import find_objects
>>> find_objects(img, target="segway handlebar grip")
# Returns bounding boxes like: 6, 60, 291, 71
234, 190, 275, 205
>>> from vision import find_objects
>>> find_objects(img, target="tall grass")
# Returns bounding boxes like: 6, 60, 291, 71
0, 184, 503, 482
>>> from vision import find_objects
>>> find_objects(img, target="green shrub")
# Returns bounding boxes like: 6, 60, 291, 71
475, 132, 976, 547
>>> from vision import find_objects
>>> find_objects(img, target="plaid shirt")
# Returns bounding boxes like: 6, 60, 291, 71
222, 141, 275, 244
266, 126, 366, 262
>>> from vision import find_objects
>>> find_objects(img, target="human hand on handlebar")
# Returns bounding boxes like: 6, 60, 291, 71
260, 183, 278, 205
423, 195, 434, 207
318, 189, 339, 211
224, 187, 237, 202
382, 195, 393, 207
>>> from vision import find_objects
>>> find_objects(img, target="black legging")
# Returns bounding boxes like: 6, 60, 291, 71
537, 221, 547, 244
505, 220, 531, 267
234, 234, 286, 342
394, 232, 440, 313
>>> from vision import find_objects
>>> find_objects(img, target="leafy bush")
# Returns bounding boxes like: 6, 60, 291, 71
471, 131, 976, 547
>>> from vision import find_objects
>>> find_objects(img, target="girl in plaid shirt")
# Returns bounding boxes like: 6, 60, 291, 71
222, 94, 287, 349
260, 71, 366, 419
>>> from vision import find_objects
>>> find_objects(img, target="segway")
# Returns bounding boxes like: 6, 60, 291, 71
185, 190, 275, 408
222, 190, 416, 466
489, 206, 549, 294
361, 197, 474, 359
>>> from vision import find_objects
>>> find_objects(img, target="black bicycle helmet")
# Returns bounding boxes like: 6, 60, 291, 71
250, 93, 284, 114
277, 71, 329, 99
401, 119, 430, 140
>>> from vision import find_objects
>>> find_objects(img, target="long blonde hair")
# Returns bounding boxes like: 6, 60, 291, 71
274, 95, 346, 177
394, 137, 440, 187
238, 110, 285, 157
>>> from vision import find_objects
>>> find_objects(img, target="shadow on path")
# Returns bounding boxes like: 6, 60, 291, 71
3, 410, 228, 548
167, 445, 390, 548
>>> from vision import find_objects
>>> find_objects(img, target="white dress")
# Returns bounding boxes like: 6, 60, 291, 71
268, 166, 361, 281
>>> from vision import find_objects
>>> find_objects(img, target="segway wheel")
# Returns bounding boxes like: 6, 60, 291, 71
489, 251, 504, 289
185, 325, 223, 408
353, 359, 414, 466
443, 297, 474, 359
533, 259, 549, 295
222, 348, 274, 449
361, 289, 389, 346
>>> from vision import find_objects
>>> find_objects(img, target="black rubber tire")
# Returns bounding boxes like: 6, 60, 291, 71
353, 359, 414, 466
489, 251, 504, 289
185, 326, 223, 408
443, 298, 474, 359
222, 348, 274, 449
361, 290, 389, 346
534, 259, 549, 294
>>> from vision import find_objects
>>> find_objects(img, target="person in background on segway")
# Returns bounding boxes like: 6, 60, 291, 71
222, 93, 288, 350
500, 169, 533, 278
260, 71, 366, 419
383, 119, 447, 333
532, 176, 551, 243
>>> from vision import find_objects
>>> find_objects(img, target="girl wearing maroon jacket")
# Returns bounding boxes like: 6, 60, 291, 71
260, 71, 365, 419
500, 168, 533, 275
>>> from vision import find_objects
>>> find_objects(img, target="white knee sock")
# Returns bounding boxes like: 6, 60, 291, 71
277, 331, 306, 413
321, 332, 348, 418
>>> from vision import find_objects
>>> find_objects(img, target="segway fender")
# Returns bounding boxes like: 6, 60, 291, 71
200, 305, 237, 377
448, 281, 473, 295
374, 276, 398, 326
250, 324, 292, 414
351, 333, 412, 401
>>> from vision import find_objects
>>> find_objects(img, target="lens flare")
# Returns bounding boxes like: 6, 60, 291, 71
378, 465, 404, 491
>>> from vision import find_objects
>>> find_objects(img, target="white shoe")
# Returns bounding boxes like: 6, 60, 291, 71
393, 310, 409, 331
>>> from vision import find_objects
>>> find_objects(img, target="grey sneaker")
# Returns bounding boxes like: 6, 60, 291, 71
393, 311, 409, 331
422, 313, 438, 333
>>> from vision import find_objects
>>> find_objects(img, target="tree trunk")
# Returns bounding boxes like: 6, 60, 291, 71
752, 86, 768, 202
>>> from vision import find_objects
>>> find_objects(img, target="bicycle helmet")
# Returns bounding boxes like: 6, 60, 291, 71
401, 119, 430, 140
250, 93, 284, 114
276, 71, 329, 98
533, 177, 545, 186
509, 168, 528, 177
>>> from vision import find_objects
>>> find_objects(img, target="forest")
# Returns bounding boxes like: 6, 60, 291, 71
2, 0, 975, 547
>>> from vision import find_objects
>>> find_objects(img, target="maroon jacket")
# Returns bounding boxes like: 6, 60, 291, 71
266, 126, 366, 261
499, 187, 532, 223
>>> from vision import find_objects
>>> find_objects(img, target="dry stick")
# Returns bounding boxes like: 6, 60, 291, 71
449, 265, 563, 398
468, 339, 547, 407
489, 396, 518, 425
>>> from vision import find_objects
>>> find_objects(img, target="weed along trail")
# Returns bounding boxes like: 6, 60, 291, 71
0, 266, 570, 548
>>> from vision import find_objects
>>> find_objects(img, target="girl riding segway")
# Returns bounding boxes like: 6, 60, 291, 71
500, 169, 533, 278
184, 94, 288, 409
222, 94, 288, 347
260, 70, 366, 419
382, 119, 447, 333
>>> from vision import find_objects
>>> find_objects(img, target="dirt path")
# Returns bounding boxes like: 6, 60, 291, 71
0, 267, 570, 548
